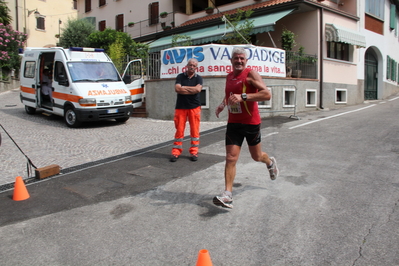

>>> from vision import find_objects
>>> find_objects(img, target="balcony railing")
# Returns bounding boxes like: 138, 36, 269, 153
125, 12, 175, 39
285, 51, 318, 79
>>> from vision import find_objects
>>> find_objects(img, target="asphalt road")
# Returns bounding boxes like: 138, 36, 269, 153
0, 90, 399, 265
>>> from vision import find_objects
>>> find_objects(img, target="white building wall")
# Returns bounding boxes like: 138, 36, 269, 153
358, 0, 399, 89
77, 0, 174, 33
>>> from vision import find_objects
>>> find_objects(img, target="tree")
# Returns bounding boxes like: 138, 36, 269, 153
58, 18, 95, 48
281, 28, 296, 51
0, 0, 12, 25
87, 28, 133, 54
172, 34, 192, 47
220, 9, 254, 45
0, 23, 27, 72
128, 42, 149, 59
108, 36, 125, 73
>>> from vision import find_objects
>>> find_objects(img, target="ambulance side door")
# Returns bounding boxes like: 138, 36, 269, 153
121, 59, 144, 108
52, 53, 71, 115
20, 52, 39, 107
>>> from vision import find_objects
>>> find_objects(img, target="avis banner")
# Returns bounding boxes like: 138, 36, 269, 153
160, 44, 286, 79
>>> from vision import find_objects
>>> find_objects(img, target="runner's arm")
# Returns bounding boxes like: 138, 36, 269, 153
230, 70, 270, 103
215, 97, 226, 118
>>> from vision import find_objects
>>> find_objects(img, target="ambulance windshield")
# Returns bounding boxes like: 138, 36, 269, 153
67, 62, 122, 82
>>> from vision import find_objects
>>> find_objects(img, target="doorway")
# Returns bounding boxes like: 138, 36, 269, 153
364, 49, 378, 100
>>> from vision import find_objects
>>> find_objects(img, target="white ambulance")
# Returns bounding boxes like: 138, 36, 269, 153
19, 47, 144, 127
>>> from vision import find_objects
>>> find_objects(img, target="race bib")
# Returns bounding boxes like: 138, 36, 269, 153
228, 103, 242, 114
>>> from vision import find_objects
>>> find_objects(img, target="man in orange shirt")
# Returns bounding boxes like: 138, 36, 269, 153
170, 58, 203, 162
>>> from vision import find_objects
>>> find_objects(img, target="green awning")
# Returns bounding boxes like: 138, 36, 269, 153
149, 9, 294, 53
325, 23, 366, 48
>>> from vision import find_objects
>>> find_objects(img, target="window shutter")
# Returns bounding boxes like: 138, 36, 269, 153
99, 20, 106, 31
116, 14, 124, 32
85, 0, 91, 12
149, 2, 159, 26
36, 17, 45, 30
390, 4, 396, 30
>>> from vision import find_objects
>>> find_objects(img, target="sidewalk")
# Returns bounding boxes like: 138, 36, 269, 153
0, 88, 226, 188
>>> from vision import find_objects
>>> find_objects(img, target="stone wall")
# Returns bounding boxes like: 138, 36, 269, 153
145, 77, 321, 121
0, 79, 20, 93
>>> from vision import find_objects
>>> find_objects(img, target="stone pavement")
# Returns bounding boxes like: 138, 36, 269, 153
0, 88, 226, 188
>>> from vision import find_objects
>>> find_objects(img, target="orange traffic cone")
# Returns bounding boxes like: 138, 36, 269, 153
13, 176, 30, 201
196, 249, 213, 266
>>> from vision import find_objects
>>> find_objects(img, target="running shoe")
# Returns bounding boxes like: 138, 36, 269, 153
268, 157, 279, 180
190, 154, 198, 161
213, 191, 233, 208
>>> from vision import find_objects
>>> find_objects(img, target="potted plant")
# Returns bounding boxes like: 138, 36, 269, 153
205, 7, 214, 14
160, 12, 168, 18
55, 34, 60, 38
128, 22, 135, 27
170, 21, 175, 28
281, 28, 297, 77
163, 25, 172, 31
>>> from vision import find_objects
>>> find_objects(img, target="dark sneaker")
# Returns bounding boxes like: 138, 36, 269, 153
213, 192, 233, 209
190, 154, 198, 161
170, 155, 179, 162
267, 157, 279, 180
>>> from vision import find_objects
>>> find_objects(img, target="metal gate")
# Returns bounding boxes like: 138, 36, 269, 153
365, 50, 378, 100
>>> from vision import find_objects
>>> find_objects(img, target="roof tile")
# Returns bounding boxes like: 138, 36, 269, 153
180, 0, 295, 27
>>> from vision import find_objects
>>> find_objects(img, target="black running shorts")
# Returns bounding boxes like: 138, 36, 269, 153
225, 123, 261, 147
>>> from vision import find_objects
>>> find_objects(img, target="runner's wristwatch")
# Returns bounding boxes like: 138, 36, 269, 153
241, 93, 247, 101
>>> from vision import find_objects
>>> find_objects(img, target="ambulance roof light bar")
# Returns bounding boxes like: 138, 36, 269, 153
70, 47, 105, 52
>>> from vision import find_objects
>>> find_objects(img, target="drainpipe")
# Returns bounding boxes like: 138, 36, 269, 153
319, 7, 324, 109
15, 0, 19, 30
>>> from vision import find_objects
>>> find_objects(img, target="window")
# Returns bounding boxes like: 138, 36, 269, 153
387, 56, 397, 82
115, 14, 124, 32
306, 89, 317, 107
99, 20, 106, 31
258, 87, 272, 108
149, 2, 159, 26
73, 0, 77, 10
335, 89, 347, 104
36, 16, 45, 30
365, 0, 384, 20
283, 88, 295, 107
85, 0, 91, 12
200, 86, 209, 109
99, 0, 106, 7
24, 62, 36, 78
327, 42, 349, 61
54, 61, 67, 83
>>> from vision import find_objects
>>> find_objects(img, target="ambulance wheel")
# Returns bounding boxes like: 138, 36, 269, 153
25, 105, 36, 115
115, 117, 129, 123
64, 106, 82, 128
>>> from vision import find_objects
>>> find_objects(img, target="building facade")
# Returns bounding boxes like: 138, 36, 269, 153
7, 0, 77, 47
67, 0, 399, 120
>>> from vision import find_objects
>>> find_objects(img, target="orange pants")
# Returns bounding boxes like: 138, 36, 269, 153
172, 106, 201, 156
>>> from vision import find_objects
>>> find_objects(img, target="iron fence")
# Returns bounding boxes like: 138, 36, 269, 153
285, 51, 318, 79
121, 51, 318, 80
